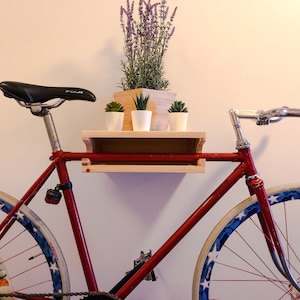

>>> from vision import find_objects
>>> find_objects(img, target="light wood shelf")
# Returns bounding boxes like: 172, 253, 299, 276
82, 131, 206, 173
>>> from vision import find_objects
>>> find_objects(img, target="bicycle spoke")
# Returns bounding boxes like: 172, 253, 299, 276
194, 186, 300, 299
0, 195, 70, 299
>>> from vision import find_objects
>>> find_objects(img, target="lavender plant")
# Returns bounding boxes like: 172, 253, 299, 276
120, 0, 177, 91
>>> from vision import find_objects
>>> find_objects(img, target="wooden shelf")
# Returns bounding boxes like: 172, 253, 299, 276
82, 131, 206, 173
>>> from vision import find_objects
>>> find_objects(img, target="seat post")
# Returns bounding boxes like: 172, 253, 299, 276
42, 109, 62, 152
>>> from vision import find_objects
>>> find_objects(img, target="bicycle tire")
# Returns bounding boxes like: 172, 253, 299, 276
0, 191, 70, 299
193, 184, 300, 300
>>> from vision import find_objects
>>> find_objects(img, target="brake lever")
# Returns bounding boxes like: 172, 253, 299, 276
256, 107, 288, 125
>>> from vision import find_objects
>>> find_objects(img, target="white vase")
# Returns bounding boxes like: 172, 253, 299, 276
105, 112, 124, 131
113, 88, 176, 131
131, 110, 152, 131
169, 113, 188, 131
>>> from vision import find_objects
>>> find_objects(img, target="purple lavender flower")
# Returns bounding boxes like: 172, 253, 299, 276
120, 0, 177, 90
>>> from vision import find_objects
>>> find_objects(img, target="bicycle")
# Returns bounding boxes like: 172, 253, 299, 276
0, 81, 300, 299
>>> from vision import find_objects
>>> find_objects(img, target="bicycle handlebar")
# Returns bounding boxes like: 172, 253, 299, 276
229, 107, 300, 149
232, 107, 300, 125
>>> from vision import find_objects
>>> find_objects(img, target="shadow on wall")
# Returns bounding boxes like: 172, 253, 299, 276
252, 135, 269, 158
106, 172, 186, 223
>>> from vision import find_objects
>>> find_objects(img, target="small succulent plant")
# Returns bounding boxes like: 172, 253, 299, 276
168, 100, 188, 113
105, 101, 124, 112
133, 93, 150, 110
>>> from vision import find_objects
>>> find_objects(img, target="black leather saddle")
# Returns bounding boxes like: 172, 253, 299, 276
0, 81, 96, 104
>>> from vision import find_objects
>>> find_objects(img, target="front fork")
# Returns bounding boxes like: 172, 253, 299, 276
246, 172, 300, 292
230, 109, 300, 291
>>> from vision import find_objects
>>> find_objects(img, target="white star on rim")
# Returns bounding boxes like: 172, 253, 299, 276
200, 279, 210, 290
49, 262, 59, 273
236, 210, 246, 221
207, 244, 219, 265
15, 210, 24, 220
268, 195, 278, 204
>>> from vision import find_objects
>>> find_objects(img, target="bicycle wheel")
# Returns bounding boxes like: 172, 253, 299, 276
193, 184, 300, 300
0, 191, 70, 299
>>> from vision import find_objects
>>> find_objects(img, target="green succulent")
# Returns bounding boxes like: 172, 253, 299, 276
133, 93, 150, 110
168, 100, 188, 113
105, 101, 124, 112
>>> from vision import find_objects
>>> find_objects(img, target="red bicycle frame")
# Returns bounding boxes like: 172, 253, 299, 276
0, 145, 283, 299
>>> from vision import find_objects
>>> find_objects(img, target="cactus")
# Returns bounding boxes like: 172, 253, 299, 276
133, 93, 150, 110
105, 101, 125, 112
168, 100, 188, 113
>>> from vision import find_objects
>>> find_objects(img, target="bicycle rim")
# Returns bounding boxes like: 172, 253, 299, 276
0, 191, 70, 299
193, 184, 300, 300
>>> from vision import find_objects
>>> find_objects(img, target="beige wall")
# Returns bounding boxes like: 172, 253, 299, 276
1, 1, 300, 299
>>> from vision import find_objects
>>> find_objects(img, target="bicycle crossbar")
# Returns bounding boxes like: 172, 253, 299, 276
53, 151, 243, 163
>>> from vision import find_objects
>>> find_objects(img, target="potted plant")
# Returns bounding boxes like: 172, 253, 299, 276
119, 0, 177, 91
131, 93, 152, 131
105, 101, 125, 131
113, 0, 178, 131
168, 100, 188, 131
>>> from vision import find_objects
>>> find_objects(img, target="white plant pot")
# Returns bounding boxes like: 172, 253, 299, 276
131, 110, 152, 131
113, 88, 176, 131
169, 112, 188, 131
105, 112, 124, 131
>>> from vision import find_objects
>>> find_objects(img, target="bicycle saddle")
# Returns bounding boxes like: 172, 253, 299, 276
0, 81, 96, 104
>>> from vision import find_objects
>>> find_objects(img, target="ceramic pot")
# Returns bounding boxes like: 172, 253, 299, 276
131, 110, 152, 131
169, 113, 188, 131
114, 88, 176, 131
105, 112, 124, 131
